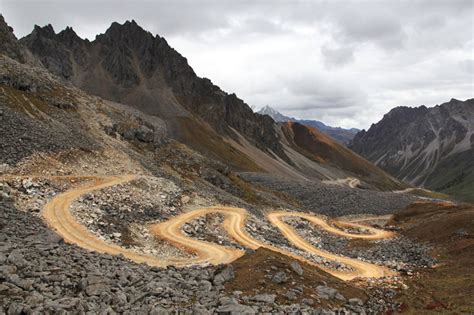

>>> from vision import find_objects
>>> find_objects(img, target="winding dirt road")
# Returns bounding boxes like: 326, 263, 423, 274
322, 177, 361, 188
41, 175, 395, 280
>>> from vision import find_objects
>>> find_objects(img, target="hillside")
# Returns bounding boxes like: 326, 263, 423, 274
350, 99, 474, 202
258, 105, 359, 145
3, 14, 471, 313
15, 18, 400, 190
20, 21, 286, 162
280, 122, 403, 190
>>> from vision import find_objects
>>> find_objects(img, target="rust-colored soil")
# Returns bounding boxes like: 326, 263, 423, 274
391, 201, 474, 313
281, 122, 404, 190
225, 247, 367, 307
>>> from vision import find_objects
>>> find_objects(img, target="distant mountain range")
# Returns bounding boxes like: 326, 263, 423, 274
350, 98, 474, 202
257, 105, 359, 145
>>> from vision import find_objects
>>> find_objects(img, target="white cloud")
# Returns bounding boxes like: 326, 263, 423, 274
2, 0, 473, 129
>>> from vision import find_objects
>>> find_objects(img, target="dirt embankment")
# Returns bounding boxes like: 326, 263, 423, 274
391, 201, 474, 313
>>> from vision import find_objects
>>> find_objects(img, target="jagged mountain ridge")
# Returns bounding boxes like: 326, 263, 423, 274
350, 98, 474, 201
20, 20, 285, 160
258, 105, 359, 145
1, 16, 404, 190
2, 15, 474, 315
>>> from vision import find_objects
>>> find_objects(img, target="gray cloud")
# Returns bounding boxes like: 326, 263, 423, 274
1, 0, 473, 129
321, 45, 354, 67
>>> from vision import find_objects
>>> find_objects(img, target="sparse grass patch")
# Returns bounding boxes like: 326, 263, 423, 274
392, 202, 474, 313
174, 117, 262, 172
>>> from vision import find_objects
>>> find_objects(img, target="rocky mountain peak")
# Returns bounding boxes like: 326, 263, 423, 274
0, 15, 39, 65
385, 105, 428, 117
18, 19, 287, 161
350, 98, 474, 201
0, 15, 17, 46
57, 26, 83, 45
97, 20, 153, 46
0, 14, 14, 36
32, 24, 56, 39
258, 105, 292, 122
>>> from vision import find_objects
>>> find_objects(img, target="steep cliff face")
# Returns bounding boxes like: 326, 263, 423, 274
21, 21, 286, 160
350, 99, 474, 200
0, 15, 40, 66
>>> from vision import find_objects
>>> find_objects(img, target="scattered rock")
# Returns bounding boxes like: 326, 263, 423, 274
290, 261, 304, 276
271, 271, 287, 284
7, 249, 28, 268
348, 297, 364, 306
85, 283, 109, 296
316, 285, 338, 300
216, 303, 256, 314
284, 290, 298, 300
213, 266, 235, 286
252, 293, 276, 304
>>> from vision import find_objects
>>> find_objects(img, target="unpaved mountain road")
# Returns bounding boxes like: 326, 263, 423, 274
322, 177, 361, 188
39, 175, 395, 281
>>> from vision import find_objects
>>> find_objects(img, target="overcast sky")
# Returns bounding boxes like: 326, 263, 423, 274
2, 0, 473, 129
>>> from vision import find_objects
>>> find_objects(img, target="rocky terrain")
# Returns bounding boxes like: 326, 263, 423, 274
238, 172, 416, 217
283, 217, 436, 273
15, 16, 405, 190
0, 183, 405, 314
1, 13, 472, 314
20, 19, 286, 163
350, 98, 474, 202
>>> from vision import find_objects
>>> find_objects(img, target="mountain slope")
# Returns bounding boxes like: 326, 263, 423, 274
0, 15, 40, 66
350, 99, 474, 201
258, 105, 359, 145
280, 122, 404, 190
20, 21, 287, 162
9, 19, 404, 190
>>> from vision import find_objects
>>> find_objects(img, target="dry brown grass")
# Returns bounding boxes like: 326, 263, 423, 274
0, 85, 51, 117
173, 117, 262, 172
225, 247, 367, 307
392, 202, 474, 313
281, 122, 405, 191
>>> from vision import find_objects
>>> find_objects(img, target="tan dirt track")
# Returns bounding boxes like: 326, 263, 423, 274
37, 175, 395, 280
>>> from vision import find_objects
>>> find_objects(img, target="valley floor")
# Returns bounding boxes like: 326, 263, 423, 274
1, 174, 472, 314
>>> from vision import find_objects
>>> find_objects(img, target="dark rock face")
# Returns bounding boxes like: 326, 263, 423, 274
350, 99, 474, 200
21, 20, 287, 161
0, 15, 39, 65
20, 24, 88, 79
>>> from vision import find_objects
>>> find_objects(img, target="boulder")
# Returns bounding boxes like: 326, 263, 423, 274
271, 271, 287, 284
216, 303, 256, 314
290, 261, 304, 276
85, 283, 109, 296
316, 285, 338, 300
136, 126, 154, 143
348, 297, 364, 306
7, 249, 28, 268
251, 293, 276, 304
213, 266, 234, 285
